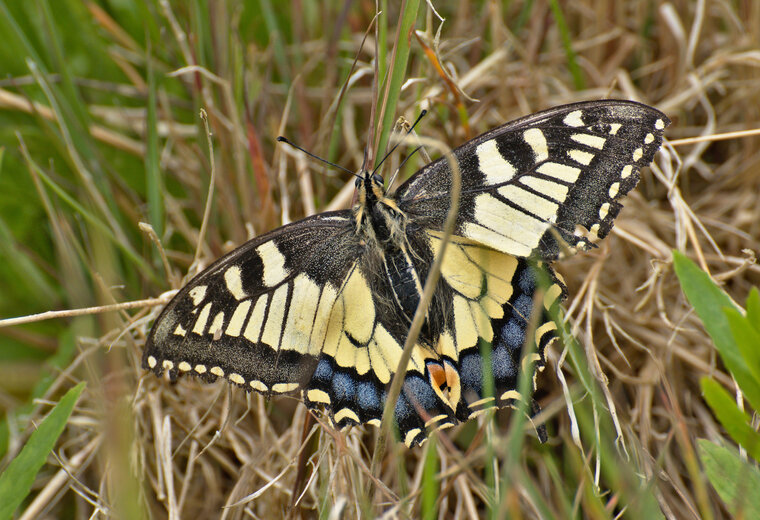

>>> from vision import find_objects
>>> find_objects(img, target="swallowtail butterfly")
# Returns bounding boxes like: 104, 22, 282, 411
144, 100, 669, 447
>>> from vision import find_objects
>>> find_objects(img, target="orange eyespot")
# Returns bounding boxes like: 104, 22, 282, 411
427, 362, 447, 390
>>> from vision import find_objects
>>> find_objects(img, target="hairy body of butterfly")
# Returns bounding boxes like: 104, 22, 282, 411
144, 100, 669, 447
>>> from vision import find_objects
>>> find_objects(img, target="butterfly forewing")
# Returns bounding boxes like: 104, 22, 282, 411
395, 100, 669, 259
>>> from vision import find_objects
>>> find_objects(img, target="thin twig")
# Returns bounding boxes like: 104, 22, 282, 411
191, 108, 216, 276
669, 127, 760, 146
0, 296, 172, 328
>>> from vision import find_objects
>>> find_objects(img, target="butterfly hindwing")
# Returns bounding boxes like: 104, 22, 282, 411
421, 233, 565, 425
396, 100, 669, 259
302, 249, 460, 446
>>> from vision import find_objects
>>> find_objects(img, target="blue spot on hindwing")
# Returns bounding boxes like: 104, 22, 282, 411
512, 293, 533, 323
500, 319, 525, 350
516, 265, 536, 293
331, 372, 355, 402
491, 344, 516, 381
357, 381, 381, 415
313, 358, 333, 383
460, 352, 483, 393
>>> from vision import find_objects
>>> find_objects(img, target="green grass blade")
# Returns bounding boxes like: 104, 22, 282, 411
420, 436, 439, 520
145, 44, 164, 240
0, 217, 58, 304
0, 382, 86, 520
258, 0, 290, 83
39, 0, 93, 134
725, 308, 760, 387
672, 251, 760, 411
374, 0, 421, 167
377, 0, 388, 88
701, 377, 760, 461
547, 0, 585, 90
698, 440, 760, 518
513, 0, 535, 34
0, 1, 46, 72
0, 328, 78, 459
573, 395, 665, 519
20, 145, 155, 283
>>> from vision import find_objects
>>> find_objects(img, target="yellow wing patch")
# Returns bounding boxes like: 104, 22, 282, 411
318, 263, 428, 384
428, 231, 524, 360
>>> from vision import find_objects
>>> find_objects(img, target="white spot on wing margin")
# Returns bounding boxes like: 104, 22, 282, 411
563, 110, 584, 127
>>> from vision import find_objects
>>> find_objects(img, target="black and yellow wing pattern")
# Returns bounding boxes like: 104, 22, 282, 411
144, 100, 669, 447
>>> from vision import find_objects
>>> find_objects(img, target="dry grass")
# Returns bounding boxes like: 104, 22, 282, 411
1, 1, 760, 518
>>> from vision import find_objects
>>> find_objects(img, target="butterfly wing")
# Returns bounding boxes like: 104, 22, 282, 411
396, 100, 670, 259
394, 100, 668, 439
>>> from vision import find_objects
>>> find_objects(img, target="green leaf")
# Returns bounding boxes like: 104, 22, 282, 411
726, 308, 760, 387
746, 288, 760, 334
672, 251, 760, 411
0, 382, 86, 520
698, 440, 760, 518
701, 377, 760, 461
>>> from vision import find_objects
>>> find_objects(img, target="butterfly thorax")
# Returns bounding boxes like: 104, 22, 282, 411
354, 171, 406, 247
352, 171, 428, 327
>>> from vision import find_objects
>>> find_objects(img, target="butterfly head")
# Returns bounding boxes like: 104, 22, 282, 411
353, 170, 404, 243
355, 170, 386, 202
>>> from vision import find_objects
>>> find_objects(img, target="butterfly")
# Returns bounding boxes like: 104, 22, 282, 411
143, 100, 669, 447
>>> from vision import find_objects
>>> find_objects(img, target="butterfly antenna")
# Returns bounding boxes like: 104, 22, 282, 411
387, 145, 423, 189
277, 136, 359, 178
372, 109, 428, 176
